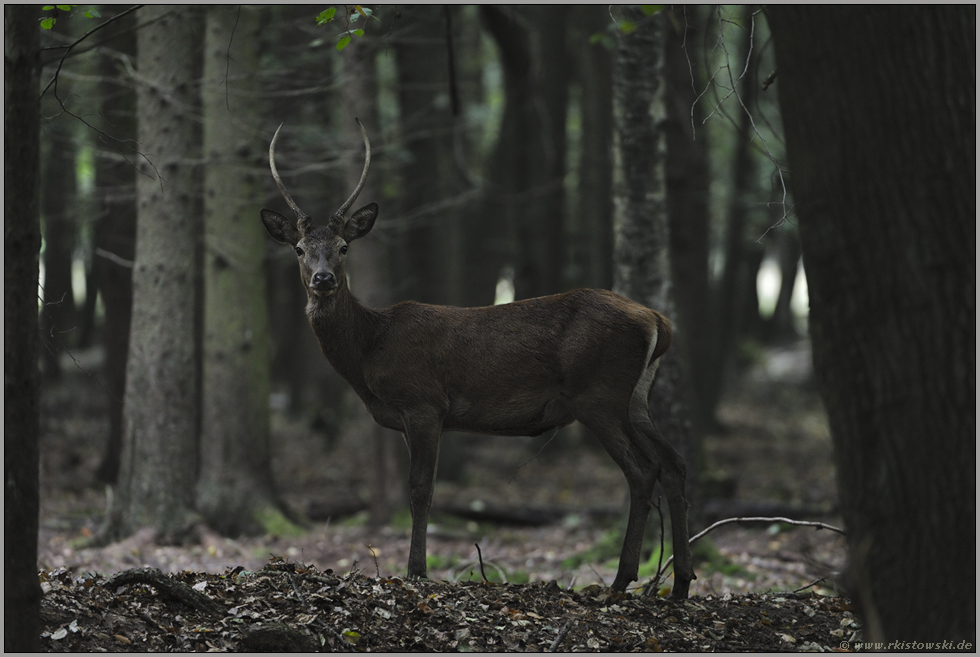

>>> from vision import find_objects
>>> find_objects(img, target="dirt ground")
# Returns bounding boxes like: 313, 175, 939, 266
36, 339, 859, 651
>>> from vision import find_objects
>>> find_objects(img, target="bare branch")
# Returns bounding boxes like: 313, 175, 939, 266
651, 515, 845, 589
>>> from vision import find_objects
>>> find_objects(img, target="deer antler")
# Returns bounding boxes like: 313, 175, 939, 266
331, 117, 372, 221
269, 123, 311, 231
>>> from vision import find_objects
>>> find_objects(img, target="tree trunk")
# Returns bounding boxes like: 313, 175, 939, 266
763, 227, 801, 343
4, 5, 42, 651
93, 13, 137, 484
393, 5, 461, 305
479, 6, 568, 302
570, 5, 614, 291
705, 19, 760, 416
769, 5, 974, 642
664, 6, 713, 435
198, 5, 285, 535
108, 6, 203, 543
613, 8, 701, 528
340, 29, 405, 526
39, 124, 78, 381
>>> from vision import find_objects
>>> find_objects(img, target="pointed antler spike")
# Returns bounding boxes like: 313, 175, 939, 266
332, 117, 372, 221
269, 123, 310, 226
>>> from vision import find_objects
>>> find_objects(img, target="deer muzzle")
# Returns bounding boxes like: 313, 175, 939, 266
309, 270, 337, 296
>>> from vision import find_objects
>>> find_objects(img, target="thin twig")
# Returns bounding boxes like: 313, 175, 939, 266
475, 543, 489, 583
366, 544, 380, 578
792, 576, 829, 594
548, 621, 573, 652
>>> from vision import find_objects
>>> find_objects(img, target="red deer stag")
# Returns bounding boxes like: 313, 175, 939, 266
260, 120, 695, 597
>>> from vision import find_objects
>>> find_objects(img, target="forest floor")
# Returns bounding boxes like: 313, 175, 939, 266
37, 338, 861, 652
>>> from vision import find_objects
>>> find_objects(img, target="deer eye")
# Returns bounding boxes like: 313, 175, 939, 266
295, 246, 304, 256
339, 244, 348, 255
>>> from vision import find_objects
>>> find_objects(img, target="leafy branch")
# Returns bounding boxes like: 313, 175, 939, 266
315, 5, 379, 51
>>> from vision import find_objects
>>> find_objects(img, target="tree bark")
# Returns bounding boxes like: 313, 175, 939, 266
93, 12, 138, 484
340, 27, 405, 526
38, 122, 78, 381
769, 5, 975, 642
705, 18, 760, 416
393, 5, 461, 305
664, 6, 713, 435
108, 6, 203, 543
198, 5, 285, 535
570, 5, 614, 291
4, 5, 42, 651
479, 6, 569, 302
613, 8, 701, 527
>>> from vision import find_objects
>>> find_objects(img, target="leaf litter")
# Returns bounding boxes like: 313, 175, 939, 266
40, 555, 859, 652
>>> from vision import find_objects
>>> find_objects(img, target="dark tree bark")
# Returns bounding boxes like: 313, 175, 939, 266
198, 5, 286, 535
4, 5, 42, 651
393, 5, 461, 305
479, 6, 569, 302
769, 5, 975, 643
664, 6, 713, 435
108, 6, 203, 543
93, 13, 137, 484
613, 8, 701, 530
763, 227, 801, 343
338, 26, 406, 527
38, 125, 78, 381
705, 18, 761, 416
570, 5, 614, 291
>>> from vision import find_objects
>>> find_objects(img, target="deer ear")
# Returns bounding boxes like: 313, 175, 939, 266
343, 203, 378, 242
261, 209, 300, 246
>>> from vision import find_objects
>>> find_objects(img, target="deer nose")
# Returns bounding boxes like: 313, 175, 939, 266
311, 271, 335, 288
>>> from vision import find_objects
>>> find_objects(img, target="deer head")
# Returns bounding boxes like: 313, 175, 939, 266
260, 120, 378, 299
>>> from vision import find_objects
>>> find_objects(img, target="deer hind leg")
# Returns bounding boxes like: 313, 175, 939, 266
576, 414, 659, 592
401, 413, 442, 580
627, 363, 695, 599
611, 323, 696, 599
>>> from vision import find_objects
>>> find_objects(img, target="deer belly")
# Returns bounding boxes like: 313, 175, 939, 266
443, 393, 573, 437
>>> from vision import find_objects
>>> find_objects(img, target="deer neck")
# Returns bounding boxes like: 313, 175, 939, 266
305, 281, 382, 395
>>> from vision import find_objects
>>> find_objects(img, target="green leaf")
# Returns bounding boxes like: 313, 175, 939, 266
42, 5, 55, 10
353, 28, 364, 37
56, 4, 73, 10
641, 5, 664, 15
40, 17, 56, 29
619, 20, 636, 34
84, 8, 100, 18
336, 34, 351, 51
315, 7, 336, 25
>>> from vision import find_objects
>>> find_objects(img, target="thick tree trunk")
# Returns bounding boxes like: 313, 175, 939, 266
339, 29, 406, 526
665, 6, 713, 435
393, 5, 461, 305
613, 8, 701, 530
571, 5, 614, 291
4, 5, 42, 651
705, 20, 760, 416
769, 5, 975, 642
109, 6, 203, 543
39, 126, 78, 381
93, 14, 137, 484
479, 6, 568, 302
198, 5, 284, 535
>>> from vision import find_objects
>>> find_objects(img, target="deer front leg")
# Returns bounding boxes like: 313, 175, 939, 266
402, 415, 442, 580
